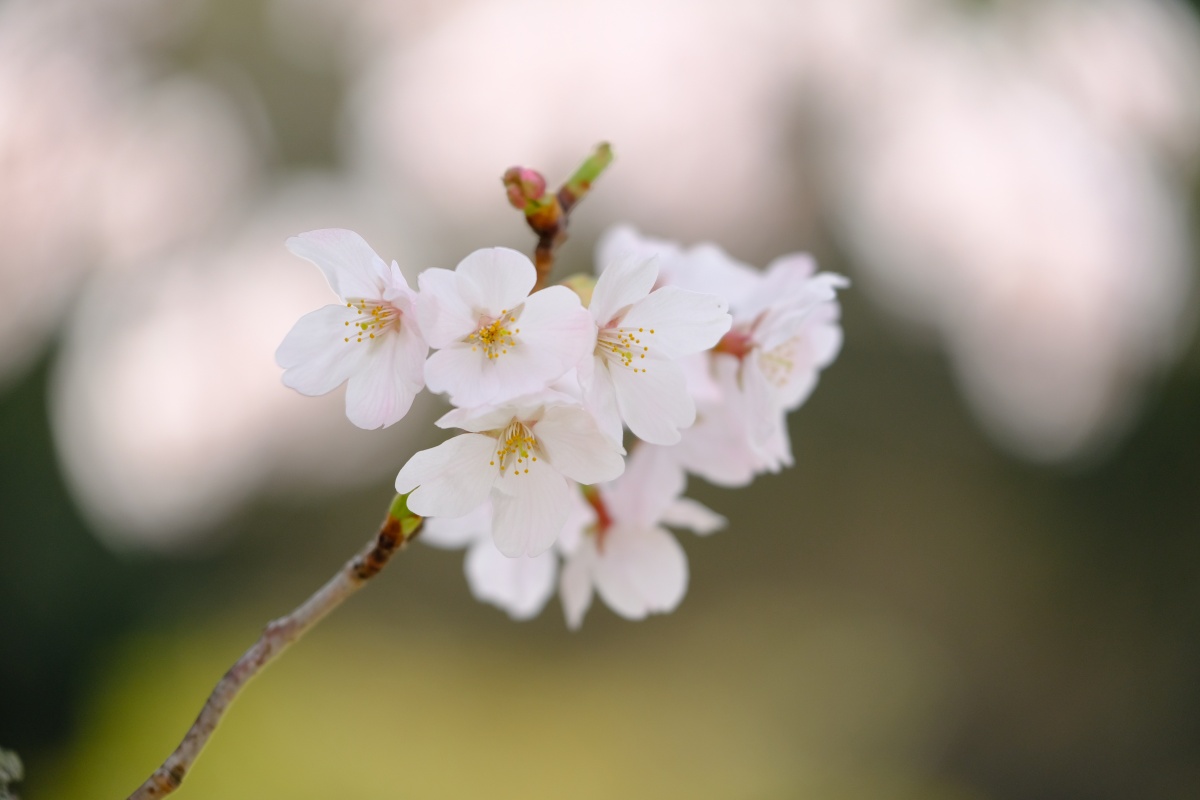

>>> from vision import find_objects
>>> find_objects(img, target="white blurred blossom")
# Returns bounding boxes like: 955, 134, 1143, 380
820, 18, 1195, 460
0, 0, 257, 387
346, 0, 806, 248
51, 179, 429, 551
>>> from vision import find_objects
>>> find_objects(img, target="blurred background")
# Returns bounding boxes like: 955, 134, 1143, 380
2, 0, 1199, 797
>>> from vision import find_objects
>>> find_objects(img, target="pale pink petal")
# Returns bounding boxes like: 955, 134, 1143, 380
491, 464, 572, 557
747, 272, 846, 346
396, 433, 497, 518
593, 525, 688, 620
423, 343, 502, 407
286, 229, 387, 301
276, 304, 370, 396
776, 358, 819, 412
382, 260, 414, 301
559, 546, 596, 630
465, 539, 557, 620
582, 356, 623, 445
547, 367, 587, 402
455, 247, 535, 313
436, 389, 581, 432
609, 357, 696, 446
670, 243, 760, 308
393, 314, 430, 389
505, 285, 595, 376
806, 307, 846, 370
751, 405, 793, 473
417, 268, 479, 348
679, 352, 723, 406
673, 373, 759, 489
535, 404, 626, 485
595, 225, 682, 274
619, 287, 731, 359
558, 485, 597, 555
661, 498, 726, 536
421, 503, 491, 549
604, 443, 685, 528
765, 252, 817, 281
589, 254, 658, 326
674, 422, 757, 487
742, 354, 781, 449
435, 403, 515, 433
344, 333, 420, 430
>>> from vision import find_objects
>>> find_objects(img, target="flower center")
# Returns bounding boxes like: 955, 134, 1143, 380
467, 308, 521, 360
581, 484, 613, 552
713, 327, 754, 359
489, 420, 540, 476
342, 299, 400, 343
759, 337, 800, 388
596, 324, 654, 373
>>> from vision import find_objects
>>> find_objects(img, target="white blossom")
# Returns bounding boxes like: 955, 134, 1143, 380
581, 254, 731, 445
560, 444, 725, 629
418, 247, 595, 408
598, 226, 847, 483
395, 393, 624, 557
420, 494, 595, 620
716, 254, 847, 468
276, 229, 428, 430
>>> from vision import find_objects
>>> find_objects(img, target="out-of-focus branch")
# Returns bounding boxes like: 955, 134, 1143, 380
126, 495, 423, 800
503, 142, 614, 291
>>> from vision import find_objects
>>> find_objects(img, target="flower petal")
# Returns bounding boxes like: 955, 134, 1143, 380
535, 404, 626, 485
593, 525, 688, 620
604, 443, 685, 528
589, 254, 658, 326
343, 332, 421, 429
670, 243, 760, 308
619, 286, 731, 359
286, 229, 388, 301
661, 498, 726, 536
610, 357, 695, 446
559, 546, 596, 630
455, 247, 536, 314
558, 484, 597, 555
417, 267, 478, 348
582, 356, 624, 445
396, 433, 497, 518
595, 225, 683, 274
465, 539, 557, 620
421, 503, 491, 549
276, 304, 371, 396
491, 465, 572, 557
504, 285, 595, 378
742, 354, 781, 449
673, 365, 759, 489
423, 342, 502, 407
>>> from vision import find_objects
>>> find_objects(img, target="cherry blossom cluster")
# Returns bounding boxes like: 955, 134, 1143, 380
277, 225, 846, 627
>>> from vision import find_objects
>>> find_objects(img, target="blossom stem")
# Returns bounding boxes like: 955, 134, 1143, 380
125, 495, 423, 800
508, 142, 614, 292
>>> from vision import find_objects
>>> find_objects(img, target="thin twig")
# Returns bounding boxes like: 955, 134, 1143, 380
505, 143, 614, 291
126, 499, 422, 800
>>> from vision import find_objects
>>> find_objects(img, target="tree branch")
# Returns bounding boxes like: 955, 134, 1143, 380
126, 496, 422, 800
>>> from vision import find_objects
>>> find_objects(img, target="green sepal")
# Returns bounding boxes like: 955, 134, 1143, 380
388, 493, 423, 539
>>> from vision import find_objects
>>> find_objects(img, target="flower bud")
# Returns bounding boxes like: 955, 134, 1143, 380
502, 166, 547, 209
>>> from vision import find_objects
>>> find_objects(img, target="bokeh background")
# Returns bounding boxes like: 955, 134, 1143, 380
2, 0, 1199, 797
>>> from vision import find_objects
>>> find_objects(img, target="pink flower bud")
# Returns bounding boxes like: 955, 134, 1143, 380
502, 166, 547, 209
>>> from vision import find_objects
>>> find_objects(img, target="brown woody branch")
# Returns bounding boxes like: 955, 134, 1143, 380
126, 500, 422, 800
